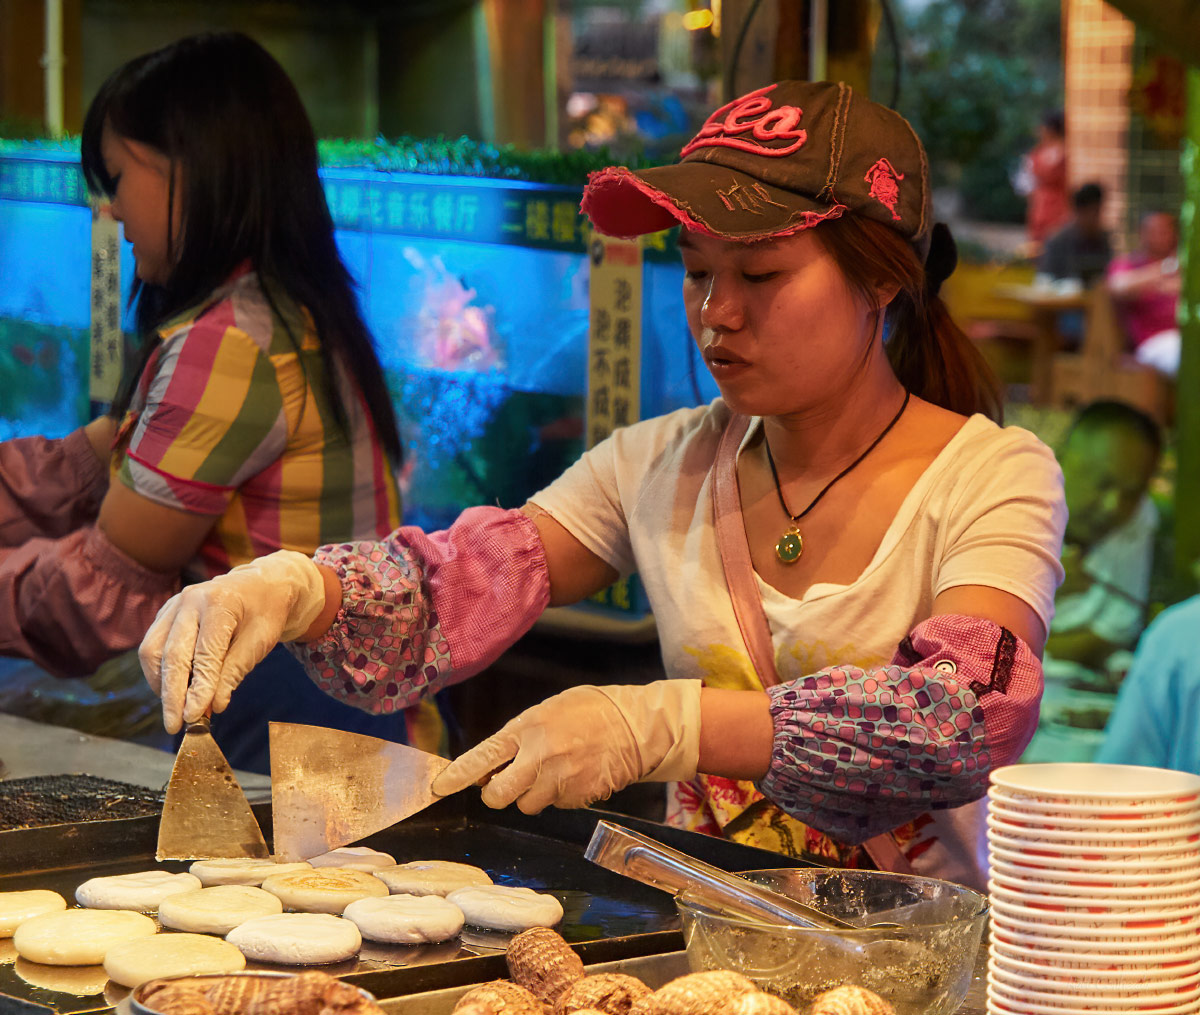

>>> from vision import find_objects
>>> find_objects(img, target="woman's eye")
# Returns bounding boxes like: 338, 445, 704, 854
684, 268, 708, 282
743, 271, 777, 283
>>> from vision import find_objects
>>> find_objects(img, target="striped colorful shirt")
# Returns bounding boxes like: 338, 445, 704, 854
113, 268, 401, 582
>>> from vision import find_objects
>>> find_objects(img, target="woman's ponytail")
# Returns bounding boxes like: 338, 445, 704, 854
817, 216, 1004, 422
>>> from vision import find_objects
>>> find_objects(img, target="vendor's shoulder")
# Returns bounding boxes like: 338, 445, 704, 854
606, 399, 730, 452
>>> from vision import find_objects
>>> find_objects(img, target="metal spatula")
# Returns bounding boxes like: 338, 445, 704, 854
269, 722, 452, 862
156, 715, 270, 861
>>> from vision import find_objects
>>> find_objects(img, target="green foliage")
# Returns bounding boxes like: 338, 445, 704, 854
895, 0, 1064, 223
0, 134, 660, 186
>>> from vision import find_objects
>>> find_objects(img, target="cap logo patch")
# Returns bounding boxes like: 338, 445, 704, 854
864, 158, 904, 220
681, 84, 807, 158
716, 179, 788, 215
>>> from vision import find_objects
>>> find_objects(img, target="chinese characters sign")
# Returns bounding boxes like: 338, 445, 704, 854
585, 232, 642, 449
321, 171, 588, 251
89, 205, 122, 403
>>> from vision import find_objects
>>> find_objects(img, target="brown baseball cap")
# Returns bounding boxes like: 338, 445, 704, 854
581, 80, 932, 256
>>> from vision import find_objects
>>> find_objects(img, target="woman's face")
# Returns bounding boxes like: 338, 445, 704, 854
679, 227, 879, 417
100, 125, 178, 285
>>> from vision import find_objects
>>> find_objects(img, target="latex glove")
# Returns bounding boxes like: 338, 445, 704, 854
139, 549, 327, 734
431, 679, 702, 814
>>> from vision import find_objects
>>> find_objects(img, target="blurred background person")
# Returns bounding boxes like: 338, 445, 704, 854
1038, 182, 1112, 288
1107, 211, 1181, 377
1018, 110, 1070, 254
1095, 591, 1200, 774
1044, 400, 1161, 691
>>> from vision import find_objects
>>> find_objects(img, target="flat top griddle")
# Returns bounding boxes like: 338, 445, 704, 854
0, 793, 804, 1014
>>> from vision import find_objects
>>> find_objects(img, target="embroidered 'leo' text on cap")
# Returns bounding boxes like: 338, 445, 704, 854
681, 84, 808, 158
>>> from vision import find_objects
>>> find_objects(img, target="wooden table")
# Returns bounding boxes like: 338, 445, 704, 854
992, 283, 1089, 405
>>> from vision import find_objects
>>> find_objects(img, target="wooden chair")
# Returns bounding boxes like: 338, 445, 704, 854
1051, 285, 1174, 425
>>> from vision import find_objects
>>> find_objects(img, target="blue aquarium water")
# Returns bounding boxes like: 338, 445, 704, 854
0, 147, 716, 542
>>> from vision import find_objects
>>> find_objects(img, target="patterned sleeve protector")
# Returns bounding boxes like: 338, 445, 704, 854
288, 506, 551, 715
758, 614, 1042, 843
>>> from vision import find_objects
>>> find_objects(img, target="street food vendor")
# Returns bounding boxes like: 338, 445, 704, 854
141, 81, 1066, 887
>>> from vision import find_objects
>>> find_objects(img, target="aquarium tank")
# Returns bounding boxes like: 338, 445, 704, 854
0, 137, 716, 617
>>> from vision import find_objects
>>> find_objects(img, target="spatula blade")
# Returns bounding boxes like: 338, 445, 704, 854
156, 718, 270, 861
270, 722, 451, 862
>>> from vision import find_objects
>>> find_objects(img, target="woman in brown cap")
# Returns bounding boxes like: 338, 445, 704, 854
141, 82, 1065, 886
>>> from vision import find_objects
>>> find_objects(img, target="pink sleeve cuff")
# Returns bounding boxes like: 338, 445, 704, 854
0, 427, 108, 546
289, 507, 550, 714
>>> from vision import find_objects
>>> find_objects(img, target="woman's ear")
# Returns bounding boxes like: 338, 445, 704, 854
874, 282, 902, 309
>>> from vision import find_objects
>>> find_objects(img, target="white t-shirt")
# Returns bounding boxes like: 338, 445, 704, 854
532, 401, 1064, 886
533, 401, 1066, 685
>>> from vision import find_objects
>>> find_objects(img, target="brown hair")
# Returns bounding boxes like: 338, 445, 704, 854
814, 215, 1003, 422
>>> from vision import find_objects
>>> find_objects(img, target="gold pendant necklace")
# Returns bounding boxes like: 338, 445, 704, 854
763, 390, 910, 565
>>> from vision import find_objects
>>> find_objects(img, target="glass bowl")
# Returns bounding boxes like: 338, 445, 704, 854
675, 868, 988, 1015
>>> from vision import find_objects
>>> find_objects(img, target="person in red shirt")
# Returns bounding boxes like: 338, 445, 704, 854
1020, 111, 1070, 252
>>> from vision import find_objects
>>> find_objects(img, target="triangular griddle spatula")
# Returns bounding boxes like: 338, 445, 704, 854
269, 722, 451, 862
156, 715, 270, 861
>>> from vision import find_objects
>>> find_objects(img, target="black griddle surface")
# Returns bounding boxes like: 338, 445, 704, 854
0, 795, 805, 1014
0, 776, 164, 830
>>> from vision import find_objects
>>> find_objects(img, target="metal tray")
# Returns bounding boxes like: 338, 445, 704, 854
0, 793, 804, 1014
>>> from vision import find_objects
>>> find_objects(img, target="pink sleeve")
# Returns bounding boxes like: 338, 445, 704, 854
288, 506, 550, 714
0, 428, 108, 547
758, 614, 1042, 844
0, 525, 179, 677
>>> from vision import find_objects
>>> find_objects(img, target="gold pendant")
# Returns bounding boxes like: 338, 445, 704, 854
776, 526, 803, 564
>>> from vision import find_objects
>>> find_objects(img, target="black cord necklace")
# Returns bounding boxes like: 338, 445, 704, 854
763, 389, 911, 564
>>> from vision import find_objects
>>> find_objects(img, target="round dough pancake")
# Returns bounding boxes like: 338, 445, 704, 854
260, 867, 388, 914
376, 860, 493, 897
189, 858, 313, 887
158, 885, 283, 935
343, 894, 464, 944
104, 932, 246, 988
14, 958, 109, 996
13, 909, 157, 965
76, 871, 202, 912
308, 847, 396, 872
0, 890, 67, 936
225, 913, 361, 965
446, 886, 563, 932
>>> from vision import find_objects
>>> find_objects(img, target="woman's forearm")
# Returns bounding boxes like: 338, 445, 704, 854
298, 563, 343, 642
697, 687, 774, 780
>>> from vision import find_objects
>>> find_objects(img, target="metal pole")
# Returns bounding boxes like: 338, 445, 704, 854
1174, 70, 1200, 590
42, 0, 64, 137
810, 0, 828, 82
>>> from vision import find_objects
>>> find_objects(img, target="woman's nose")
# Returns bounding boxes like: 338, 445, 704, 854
698, 275, 744, 332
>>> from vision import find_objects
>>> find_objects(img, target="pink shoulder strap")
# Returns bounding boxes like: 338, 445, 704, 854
711, 413, 781, 688
709, 413, 916, 876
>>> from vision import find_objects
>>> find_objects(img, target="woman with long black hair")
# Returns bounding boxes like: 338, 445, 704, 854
0, 32, 428, 768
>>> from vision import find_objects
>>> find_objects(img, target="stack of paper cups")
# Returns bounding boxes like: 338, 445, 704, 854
987, 763, 1200, 1014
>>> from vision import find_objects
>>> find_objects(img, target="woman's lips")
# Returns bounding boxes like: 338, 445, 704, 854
704, 346, 751, 377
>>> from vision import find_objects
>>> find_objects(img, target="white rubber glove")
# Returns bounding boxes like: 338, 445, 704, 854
139, 550, 327, 734
431, 679, 702, 814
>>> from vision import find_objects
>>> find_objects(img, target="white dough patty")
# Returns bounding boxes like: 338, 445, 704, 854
376, 860, 492, 897
76, 871, 201, 912
0, 891, 66, 936
446, 885, 563, 932
157, 885, 283, 935
225, 913, 362, 965
260, 868, 388, 914
189, 858, 312, 887
307, 847, 396, 872
103, 932, 246, 987
13, 909, 157, 965
343, 894, 464, 944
